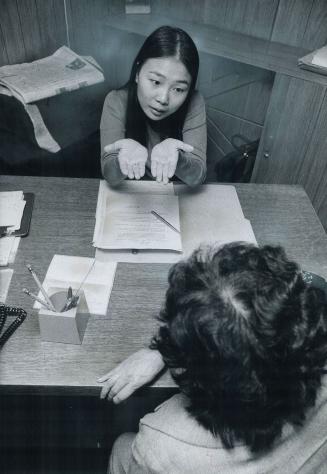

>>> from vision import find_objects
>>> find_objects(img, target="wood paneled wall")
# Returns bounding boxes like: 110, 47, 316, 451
1, 0, 326, 68
0, 0, 67, 66
203, 0, 327, 49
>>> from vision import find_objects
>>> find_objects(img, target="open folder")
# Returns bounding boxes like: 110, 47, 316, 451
93, 181, 182, 252
93, 181, 257, 264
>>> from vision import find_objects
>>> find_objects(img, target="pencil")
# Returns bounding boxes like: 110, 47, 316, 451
151, 210, 180, 234
22, 288, 52, 311
26, 264, 56, 312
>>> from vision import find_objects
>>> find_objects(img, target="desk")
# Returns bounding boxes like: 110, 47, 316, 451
1, 175, 327, 396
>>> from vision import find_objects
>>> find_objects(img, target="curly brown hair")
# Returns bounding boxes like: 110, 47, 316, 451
151, 242, 327, 453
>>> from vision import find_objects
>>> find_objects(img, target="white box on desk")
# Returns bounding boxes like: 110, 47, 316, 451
38, 288, 89, 344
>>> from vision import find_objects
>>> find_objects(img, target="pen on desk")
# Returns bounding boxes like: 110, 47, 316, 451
22, 288, 52, 311
26, 264, 56, 312
151, 210, 180, 234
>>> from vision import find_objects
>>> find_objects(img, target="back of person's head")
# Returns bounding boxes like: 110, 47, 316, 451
151, 242, 327, 453
125, 25, 199, 144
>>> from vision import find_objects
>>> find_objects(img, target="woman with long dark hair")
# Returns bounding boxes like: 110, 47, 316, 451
100, 26, 206, 187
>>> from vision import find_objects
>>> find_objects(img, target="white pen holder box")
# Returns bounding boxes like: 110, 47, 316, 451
38, 288, 89, 344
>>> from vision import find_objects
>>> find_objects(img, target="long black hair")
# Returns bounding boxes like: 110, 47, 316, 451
123, 25, 199, 145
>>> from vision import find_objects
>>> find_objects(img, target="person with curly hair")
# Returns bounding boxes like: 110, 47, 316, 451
99, 242, 327, 473
100, 25, 206, 187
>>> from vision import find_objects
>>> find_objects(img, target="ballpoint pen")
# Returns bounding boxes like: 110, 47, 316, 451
151, 210, 180, 234
62, 260, 96, 312
22, 288, 52, 311
26, 264, 56, 312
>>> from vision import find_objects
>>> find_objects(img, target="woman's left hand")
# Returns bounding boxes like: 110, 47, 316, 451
151, 139, 193, 184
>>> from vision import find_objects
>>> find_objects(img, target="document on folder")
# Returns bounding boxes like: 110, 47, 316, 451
94, 181, 257, 264
93, 181, 182, 251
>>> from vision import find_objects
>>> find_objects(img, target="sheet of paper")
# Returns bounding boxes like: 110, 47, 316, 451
0, 236, 20, 266
8, 237, 21, 264
0, 268, 13, 302
95, 184, 257, 263
0, 191, 25, 229
97, 193, 181, 250
93, 180, 175, 245
96, 247, 181, 264
104, 180, 175, 195
33, 255, 117, 316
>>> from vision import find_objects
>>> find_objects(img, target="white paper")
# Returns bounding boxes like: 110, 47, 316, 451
93, 180, 175, 245
0, 191, 25, 230
96, 184, 257, 263
8, 237, 21, 264
33, 255, 117, 316
0, 268, 13, 302
0, 236, 20, 266
94, 180, 181, 251
104, 180, 175, 195
98, 194, 181, 250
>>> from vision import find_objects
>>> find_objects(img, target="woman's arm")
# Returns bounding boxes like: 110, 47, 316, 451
175, 91, 207, 187
100, 90, 127, 187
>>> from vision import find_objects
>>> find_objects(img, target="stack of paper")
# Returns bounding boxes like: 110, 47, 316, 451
0, 191, 24, 266
33, 255, 117, 316
94, 181, 257, 264
0, 268, 13, 302
93, 180, 182, 251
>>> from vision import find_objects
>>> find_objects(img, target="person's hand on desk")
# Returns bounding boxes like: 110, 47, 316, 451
151, 139, 193, 184
98, 348, 165, 403
104, 139, 148, 180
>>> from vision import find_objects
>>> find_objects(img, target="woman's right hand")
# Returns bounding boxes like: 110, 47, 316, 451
104, 139, 148, 180
98, 348, 165, 404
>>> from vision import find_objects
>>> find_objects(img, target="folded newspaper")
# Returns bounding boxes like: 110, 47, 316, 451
0, 46, 104, 103
0, 46, 104, 152
298, 44, 327, 76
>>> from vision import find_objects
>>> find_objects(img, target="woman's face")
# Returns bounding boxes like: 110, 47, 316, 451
136, 56, 191, 121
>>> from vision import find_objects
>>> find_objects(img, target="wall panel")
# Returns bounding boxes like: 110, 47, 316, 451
152, 0, 206, 23
67, 0, 108, 57
0, 23, 9, 66
0, 0, 26, 64
203, 0, 279, 40
16, 0, 43, 61
35, 0, 67, 57
301, 0, 327, 50
272, 0, 327, 50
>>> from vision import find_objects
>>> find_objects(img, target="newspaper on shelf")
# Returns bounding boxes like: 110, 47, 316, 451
0, 46, 104, 104
0, 46, 104, 152
298, 44, 327, 76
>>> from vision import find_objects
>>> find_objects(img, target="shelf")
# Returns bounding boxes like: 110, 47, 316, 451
104, 14, 327, 86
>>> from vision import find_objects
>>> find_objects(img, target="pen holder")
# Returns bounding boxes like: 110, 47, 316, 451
38, 288, 89, 344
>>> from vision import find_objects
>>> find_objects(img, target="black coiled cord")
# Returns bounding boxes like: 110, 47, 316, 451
0, 304, 27, 348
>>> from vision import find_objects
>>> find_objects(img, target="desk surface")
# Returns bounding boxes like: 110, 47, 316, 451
1, 176, 327, 395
